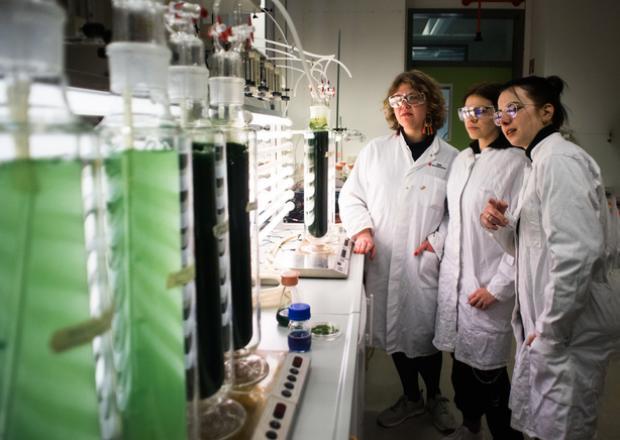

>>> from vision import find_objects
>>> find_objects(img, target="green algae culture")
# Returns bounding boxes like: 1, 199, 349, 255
0, 158, 103, 440
191, 141, 229, 399
103, 148, 187, 439
226, 141, 254, 350
305, 130, 330, 238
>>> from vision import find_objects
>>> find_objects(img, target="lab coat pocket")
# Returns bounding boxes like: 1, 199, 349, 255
418, 250, 440, 289
528, 338, 571, 407
417, 174, 447, 212
520, 201, 542, 248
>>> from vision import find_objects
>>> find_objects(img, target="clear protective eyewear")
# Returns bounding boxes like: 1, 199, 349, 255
388, 92, 426, 108
457, 106, 495, 121
493, 102, 535, 126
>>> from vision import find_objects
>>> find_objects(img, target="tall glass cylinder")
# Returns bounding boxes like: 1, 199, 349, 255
304, 104, 335, 249
98, 111, 189, 440
208, 14, 268, 391
166, 6, 246, 433
0, 1, 116, 439
0, 78, 117, 440
96, 1, 190, 438
190, 125, 246, 439
209, 76, 266, 389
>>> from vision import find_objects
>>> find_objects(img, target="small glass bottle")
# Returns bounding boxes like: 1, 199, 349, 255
287, 303, 312, 352
276, 270, 301, 327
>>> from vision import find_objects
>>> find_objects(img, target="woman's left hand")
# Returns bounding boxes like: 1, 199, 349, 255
413, 239, 435, 256
526, 333, 538, 346
467, 288, 497, 310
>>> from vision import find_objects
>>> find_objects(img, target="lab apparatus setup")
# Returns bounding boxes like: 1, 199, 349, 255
0, 1, 368, 439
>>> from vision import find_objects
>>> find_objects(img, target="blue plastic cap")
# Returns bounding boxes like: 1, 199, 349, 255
288, 303, 311, 321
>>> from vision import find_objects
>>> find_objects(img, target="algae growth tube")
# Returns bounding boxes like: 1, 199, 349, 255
208, 18, 267, 390
0, 1, 117, 439
304, 103, 335, 248
167, 4, 246, 438
96, 1, 190, 438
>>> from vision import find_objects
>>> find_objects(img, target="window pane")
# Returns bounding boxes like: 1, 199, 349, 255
411, 12, 514, 63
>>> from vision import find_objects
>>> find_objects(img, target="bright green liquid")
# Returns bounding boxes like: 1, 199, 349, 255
0, 159, 101, 439
104, 149, 187, 440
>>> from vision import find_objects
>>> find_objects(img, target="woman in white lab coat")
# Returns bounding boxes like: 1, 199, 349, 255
339, 70, 458, 432
481, 75, 620, 440
434, 83, 526, 440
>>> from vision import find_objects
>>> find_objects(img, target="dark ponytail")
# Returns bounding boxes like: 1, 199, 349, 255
500, 75, 568, 130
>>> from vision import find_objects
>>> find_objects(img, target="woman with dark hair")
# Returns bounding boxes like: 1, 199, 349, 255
481, 75, 620, 440
434, 83, 526, 440
339, 70, 458, 433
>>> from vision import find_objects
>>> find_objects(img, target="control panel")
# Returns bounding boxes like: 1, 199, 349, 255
251, 353, 311, 440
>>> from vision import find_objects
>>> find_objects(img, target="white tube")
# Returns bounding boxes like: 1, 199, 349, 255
268, 0, 318, 100
273, 64, 306, 75
262, 10, 290, 46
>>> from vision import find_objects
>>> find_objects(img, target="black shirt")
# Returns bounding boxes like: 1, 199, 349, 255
468, 135, 512, 154
403, 133, 435, 161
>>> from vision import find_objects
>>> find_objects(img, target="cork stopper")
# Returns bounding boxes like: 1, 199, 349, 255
281, 270, 300, 286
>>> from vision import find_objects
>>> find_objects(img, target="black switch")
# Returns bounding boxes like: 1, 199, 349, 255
289, 368, 299, 375
281, 389, 292, 398
284, 382, 295, 390
266, 430, 278, 439
292, 356, 303, 368
269, 420, 281, 430
287, 375, 297, 382
273, 402, 287, 419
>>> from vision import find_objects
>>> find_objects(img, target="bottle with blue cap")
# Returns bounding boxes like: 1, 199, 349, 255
287, 303, 312, 352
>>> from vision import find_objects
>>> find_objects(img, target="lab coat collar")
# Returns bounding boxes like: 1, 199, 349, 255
468, 135, 512, 154
526, 125, 557, 160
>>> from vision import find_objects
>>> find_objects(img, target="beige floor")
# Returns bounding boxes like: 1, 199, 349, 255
362, 349, 620, 440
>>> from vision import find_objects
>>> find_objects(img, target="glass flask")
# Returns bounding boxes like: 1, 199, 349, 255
276, 270, 301, 327
304, 103, 336, 251
208, 20, 268, 390
287, 303, 312, 353
0, 1, 117, 439
166, 4, 246, 439
96, 1, 190, 438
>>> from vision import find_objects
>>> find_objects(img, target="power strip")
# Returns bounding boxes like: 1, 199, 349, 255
251, 352, 311, 440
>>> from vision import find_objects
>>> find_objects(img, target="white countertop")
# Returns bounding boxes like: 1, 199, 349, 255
257, 248, 365, 439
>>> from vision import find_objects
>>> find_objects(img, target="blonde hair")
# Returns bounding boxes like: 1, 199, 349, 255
383, 69, 446, 132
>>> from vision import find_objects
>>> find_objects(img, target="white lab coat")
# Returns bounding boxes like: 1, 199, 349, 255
490, 132, 620, 440
605, 194, 620, 270
339, 133, 458, 357
434, 145, 528, 370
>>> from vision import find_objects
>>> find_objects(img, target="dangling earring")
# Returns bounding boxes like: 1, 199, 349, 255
422, 116, 434, 136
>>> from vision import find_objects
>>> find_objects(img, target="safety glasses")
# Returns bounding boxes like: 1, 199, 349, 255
493, 102, 535, 126
457, 106, 495, 121
388, 92, 426, 108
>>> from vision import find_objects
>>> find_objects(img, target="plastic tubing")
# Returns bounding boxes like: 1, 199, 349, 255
262, 9, 290, 46
268, 0, 318, 99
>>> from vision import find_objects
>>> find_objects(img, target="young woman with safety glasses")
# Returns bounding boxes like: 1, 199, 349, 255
339, 70, 458, 434
434, 83, 527, 440
480, 75, 620, 440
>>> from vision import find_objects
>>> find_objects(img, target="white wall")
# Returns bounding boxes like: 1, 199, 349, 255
526, 0, 620, 189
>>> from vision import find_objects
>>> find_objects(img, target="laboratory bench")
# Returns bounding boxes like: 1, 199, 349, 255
257, 231, 367, 440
